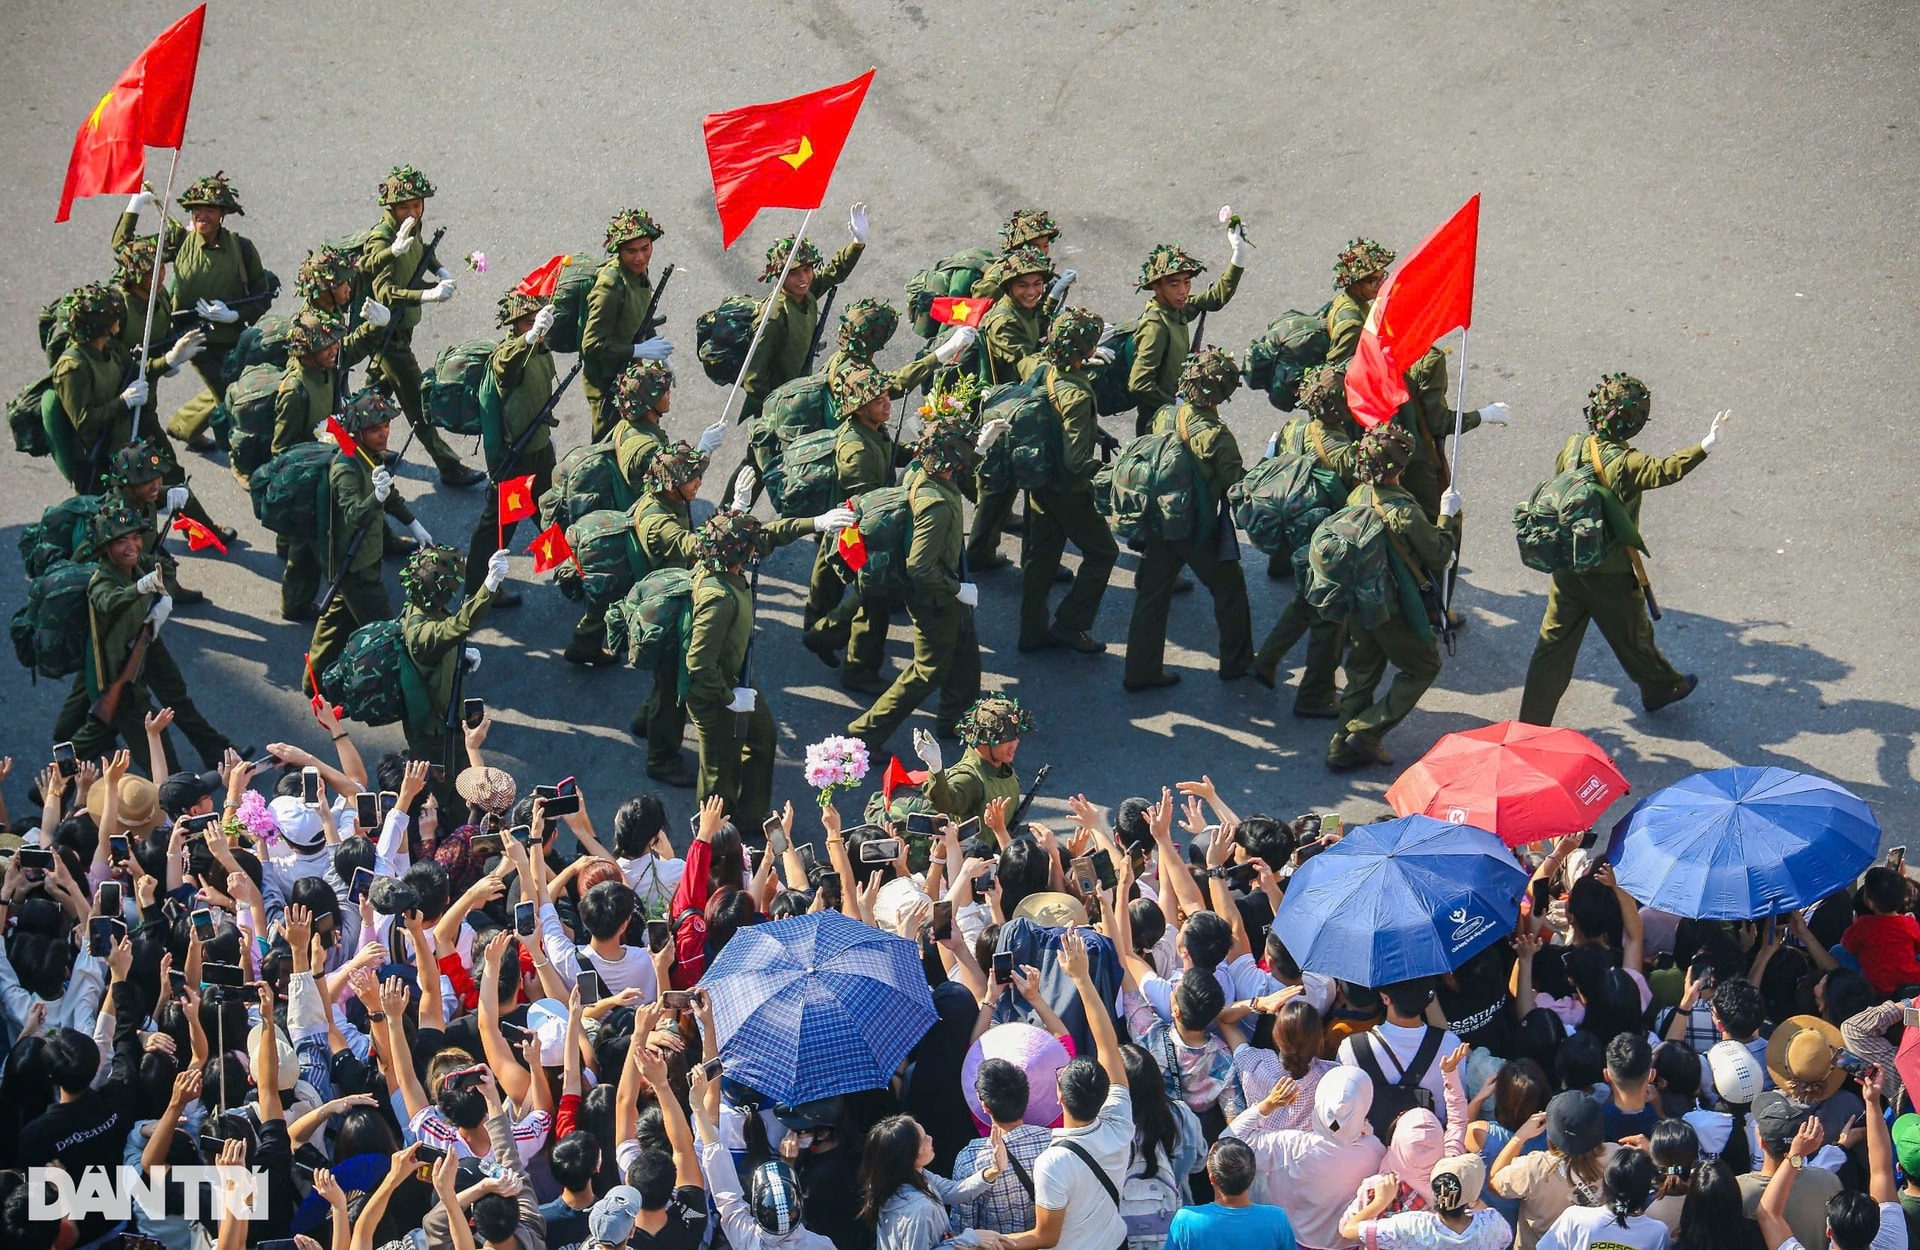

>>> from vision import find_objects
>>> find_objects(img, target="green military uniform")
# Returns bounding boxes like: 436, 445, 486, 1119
398, 546, 498, 795
1324, 238, 1397, 367
307, 393, 418, 686
110, 214, 179, 399
467, 295, 559, 596
824, 343, 940, 401
582, 208, 666, 441
98, 442, 197, 604
272, 311, 353, 617
161, 174, 271, 444
921, 695, 1032, 826
1325, 291, 1369, 365
1519, 397, 1706, 724
565, 415, 665, 660
1020, 309, 1118, 652
1393, 347, 1484, 521
966, 256, 1050, 569
683, 514, 777, 828
739, 238, 865, 415
1127, 245, 1243, 436
50, 286, 172, 493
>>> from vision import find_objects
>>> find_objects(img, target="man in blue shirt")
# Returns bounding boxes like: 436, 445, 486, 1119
1167, 1138, 1298, 1250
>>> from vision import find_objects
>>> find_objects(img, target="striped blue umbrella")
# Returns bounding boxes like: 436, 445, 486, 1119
1605, 766, 1880, 919
698, 909, 937, 1105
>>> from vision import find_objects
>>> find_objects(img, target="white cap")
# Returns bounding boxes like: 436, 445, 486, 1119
1707, 1039, 1764, 1105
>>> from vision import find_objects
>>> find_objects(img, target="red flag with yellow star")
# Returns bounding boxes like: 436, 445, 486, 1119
56, 6, 207, 223
929, 296, 989, 328
528, 523, 574, 575
703, 70, 874, 248
498, 475, 538, 527
515, 254, 572, 299
170, 513, 226, 555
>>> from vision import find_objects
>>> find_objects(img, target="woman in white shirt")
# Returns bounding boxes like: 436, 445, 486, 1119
1539, 1151, 1669, 1250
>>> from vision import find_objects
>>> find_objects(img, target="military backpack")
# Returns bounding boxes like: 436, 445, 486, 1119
539, 439, 635, 531
213, 362, 287, 475
844, 483, 916, 597
555, 508, 651, 608
249, 442, 336, 541
7, 375, 57, 457
10, 559, 95, 680
319, 618, 429, 727
1230, 451, 1344, 559
695, 295, 763, 385
19, 494, 103, 578
221, 313, 296, 384
904, 248, 999, 339
425, 337, 499, 436
748, 373, 835, 473
1083, 321, 1139, 417
1241, 303, 1333, 410
605, 566, 696, 670
1101, 409, 1202, 546
976, 368, 1063, 493
764, 427, 841, 519
1513, 434, 1643, 575
38, 293, 78, 368
544, 252, 608, 356
1299, 503, 1396, 629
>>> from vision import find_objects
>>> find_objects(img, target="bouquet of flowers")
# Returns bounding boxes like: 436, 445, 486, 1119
227, 788, 280, 846
804, 734, 871, 810
917, 371, 981, 424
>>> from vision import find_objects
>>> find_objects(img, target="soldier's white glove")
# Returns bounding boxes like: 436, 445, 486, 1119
1090, 346, 1116, 367
1228, 224, 1251, 267
728, 468, 757, 514
389, 216, 418, 260
848, 202, 870, 245
696, 419, 727, 456
165, 327, 206, 369
1701, 409, 1731, 452
526, 305, 556, 344
371, 468, 394, 502
912, 728, 943, 773
135, 569, 167, 595
194, 298, 239, 324
727, 687, 756, 714
974, 418, 1011, 455
146, 593, 173, 633
1047, 269, 1078, 302
1479, 401, 1511, 426
420, 279, 455, 304
1440, 486, 1464, 518
812, 507, 856, 534
120, 379, 149, 408
956, 582, 979, 608
163, 487, 190, 516
360, 297, 391, 328
463, 647, 481, 673
933, 325, 977, 365
633, 337, 673, 361
127, 190, 157, 217
483, 549, 511, 592
408, 520, 433, 546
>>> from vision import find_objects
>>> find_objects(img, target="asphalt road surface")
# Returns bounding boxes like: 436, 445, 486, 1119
3, 1, 1915, 849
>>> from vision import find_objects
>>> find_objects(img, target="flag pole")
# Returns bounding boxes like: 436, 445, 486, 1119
128, 147, 181, 440
1442, 327, 1470, 605
719, 207, 815, 429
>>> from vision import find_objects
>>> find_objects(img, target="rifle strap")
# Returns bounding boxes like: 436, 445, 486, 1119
1367, 487, 1436, 589
1308, 422, 1333, 471
1585, 436, 1654, 593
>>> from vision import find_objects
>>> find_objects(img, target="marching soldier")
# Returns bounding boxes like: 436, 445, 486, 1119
50, 283, 203, 493
399, 544, 509, 792
291, 243, 393, 394
1518, 376, 1729, 725
683, 513, 779, 829
1327, 425, 1459, 771
1127, 220, 1248, 436
822, 297, 955, 399
1123, 348, 1254, 690
581, 208, 674, 441
970, 208, 1067, 301
738, 209, 868, 423
465, 290, 559, 607
1391, 348, 1511, 522
913, 695, 1031, 829
1325, 238, 1394, 365
358, 164, 484, 486
801, 365, 902, 692
99, 441, 203, 606
1018, 308, 1117, 655
966, 245, 1060, 571
272, 310, 351, 619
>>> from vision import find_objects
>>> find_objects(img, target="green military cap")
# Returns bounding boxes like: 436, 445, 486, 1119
955, 694, 1034, 748
338, 386, 400, 434
88, 503, 151, 553
831, 363, 890, 413
1585, 373, 1652, 441
1296, 362, 1352, 423
1042, 306, 1103, 368
915, 413, 978, 477
645, 440, 710, 493
1137, 243, 1206, 290
612, 359, 674, 421
495, 289, 549, 326
106, 439, 168, 488
400, 544, 465, 612
1178, 346, 1242, 408
178, 170, 243, 215
605, 207, 665, 253
836, 298, 899, 357
761, 235, 824, 281
1000, 208, 1060, 250
693, 511, 760, 573
376, 164, 436, 205
1354, 423, 1416, 482
66, 281, 127, 339
295, 245, 360, 304
285, 309, 348, 357
1333, 238, 1396, 289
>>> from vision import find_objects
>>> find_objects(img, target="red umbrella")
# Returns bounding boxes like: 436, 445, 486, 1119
1386, 721, 1630, 848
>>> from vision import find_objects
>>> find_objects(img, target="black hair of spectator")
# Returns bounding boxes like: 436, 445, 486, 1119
579, 1082, 624, 1193
1603, 1148, 1656, 1224
770, 888, 811, 920
858, 1116, 935, 1226
710, 820, 749, 892
1275, 1000, 1325, 1081
1175, 968, 1226, 1032
1826, 1191, 1882, 1250
550, 1130, 602, 1192
136, 1049, 180, 1120
580, 880, 639, 942
1567, 875, 1625, 948
1651, 1042, 1704, 1114
1817, 969, 1876, 1029
1114, 797, 1154, 853
975, 1058, 1030, 1125
1207, 1136, 1258, 1197
706, 886, 758, 957
291, 875, 343, 932
1861, 866, 1906, 915
1127, 898, 1167, 957
334, 1106, 399, 1163
1119, 1043, 1180, 1182
1582, 968, 1648, 1044
1711, 980, 1765, 1041
614, 794, 668, 859
41, 1027, 100, 1095
1605, 1032, 1653, 1083
403, 861, 453, 922
1649, 1118, 1700, 1182
333, 835, 375, 883
199, 1053, 250, 1111
1382, 977, 1436, 1020
0, 1036, 55, 1145
1234, 815, 1294, 873
0, 1172, 60, 1250
997, 838, 1052, 913
1056, 1055, 1110, 1123
7, 922, 74, 1000
1494, 1059, 1551, 1131
972, 924, 1002, 981
437, 1081, 487, 1130
472, 1193, 522, 1243
133, 827, 172, 883
1266, 932, 1303, 981
1182, 910, 1232, 970
1676, 1159, 1766, 1250
1555, 1029, 1606, 1094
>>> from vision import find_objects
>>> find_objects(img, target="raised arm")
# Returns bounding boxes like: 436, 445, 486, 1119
380, 975, 430, 1121
476, 929, 533, 1107
637, 1043, 703, 1191
1863, 1065, 1895, 1204
1060, 926, 1124, 1084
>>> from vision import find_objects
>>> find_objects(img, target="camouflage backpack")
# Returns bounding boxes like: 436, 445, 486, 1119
1513, 434, 1643, 575
425, 338, 500, 436
37, 293, 78, 367
1083, 321, 1138, 417
554, 509, 650, 609
1299, 504, 1396, 629
1241, 303, 1333, 410
845, 483, 917, 597
1229, 450, 1344, 559
764, 427, 841, 519
214, 362, 288, 475
319, 618, 428, 727
539, 439, 634, 530
904, 248, 998, 339
7, 374, 57, 457
749, 373, 836, 473
545, 252, 608, 356
10, 559, 95, 679
605, 566, 696, 670
976, 367, 1062, 494
222, 313, 297, 384
695, 295, 763, 385
1101, 412, 1202, 545
19, 494, 102, 578
249, 441, 336, 541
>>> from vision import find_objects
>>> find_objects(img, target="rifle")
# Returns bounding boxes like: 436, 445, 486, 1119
89, 622, 153, 726
165, 283, 280, 331
1007, 763, 1051, 833
1628, 549, 1661, 621
1191, 311, 1208, 354
734, 557, 762, 739
802, 287, 837, 375
314, 526, 372, 613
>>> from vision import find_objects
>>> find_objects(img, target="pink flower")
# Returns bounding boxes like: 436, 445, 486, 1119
1218, 204, 1234, 224
467, 250, 488, 274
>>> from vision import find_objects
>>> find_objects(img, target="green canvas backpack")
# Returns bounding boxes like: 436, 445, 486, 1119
1083, 321, 1138, 417
1513, 434, 1646, 575
214, 362, 288, 475
1103, 408, 1201, 546
7, 374, 55, 457
1299, 503, 1396, 629
425, 338, 499, 435
319, 617, 428, 727
221, 313, 296, 385
11, 559, 95, 679
249, 442, 335, 541
696, 295, 763, 385
555, 509, 650, 608
1241, 303, 1333, 410
19, 494, 102, 578
764, 427, 841, 519
749, 372, 835, 473
846, 483, 917, 597
544, 251, 608, 356
904, 249, 998, 339
1229, 452, 1344, 559
605, 566, 696, 669
539, 439, 634, 530
976, 367, 1062, 494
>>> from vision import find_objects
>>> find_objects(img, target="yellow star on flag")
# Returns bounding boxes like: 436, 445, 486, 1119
778, 135, 814, 170
87, 91, 114, 132
950, 300, 971, 321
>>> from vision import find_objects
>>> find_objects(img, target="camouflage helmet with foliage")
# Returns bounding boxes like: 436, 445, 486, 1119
338, 386, 401, 434
294, 244, 359, 303
1137, 243, 1206, 290
400, 544, 465, 612
645, 441, 710, 494
1584, 373, 1653, 441
88, 503, 151, 553
1000, 208, 1060, 250
376, 164, 436, 205
996, 245, 1055, 283
1043, 306, 1103, 368
693, 511, 760, 573
113, 233, 164, 286
832, 363, 891, 415
495, 289, 549, 326
66, 282, 126, 339
762, 235, 824, 281
836, 298, 899, 357
1296, 362, 1352, 423
285, 309, 348, 358
955, 694, 1034, 748
1354, 423, 1416, 482
612, 359, 674, 421
106, 439, 168, 488
916, 413, 978, 476
1333, 238, 1396, 289
1178, 347, 1242, 407
178, 170, 243, 215
604, 207, 665, 253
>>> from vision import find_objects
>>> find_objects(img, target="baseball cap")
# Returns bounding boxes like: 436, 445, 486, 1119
1707, 1039, 1765, 1105
158, 769, 221, 819
1753, 1090, 1814, 1154
1545, 1090, 1603, 1156
269, 795, 325, 850
1892, 1114, 1920, 1179
525, 998, 569, 1066
589, 1185, 642, 1246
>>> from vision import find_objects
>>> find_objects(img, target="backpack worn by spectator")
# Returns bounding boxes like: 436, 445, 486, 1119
1349, 1024, 1444, 1141
1056, 1139, 1183, 1250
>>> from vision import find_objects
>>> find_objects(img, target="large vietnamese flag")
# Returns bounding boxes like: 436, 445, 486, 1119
703, 70, 874, 248
55, 5, 208, 222
1345, 194, 1480, 428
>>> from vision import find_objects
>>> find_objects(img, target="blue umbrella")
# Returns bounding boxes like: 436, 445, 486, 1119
698, 909, 937, 1105
1274, 815, 1528, 987
1606, 766, 1879, 919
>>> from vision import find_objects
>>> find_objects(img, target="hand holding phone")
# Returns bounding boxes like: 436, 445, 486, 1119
463, 698, 486, 730
992, 951, 1014, 986
515, 900, 536, 936
931, 898, 953, 941
355, 792, 380, 829
300, 766, 322, 807
575, 968, 603, 1004
860, 837, 904, 864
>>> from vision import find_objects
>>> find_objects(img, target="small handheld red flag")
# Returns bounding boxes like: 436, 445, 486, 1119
498, 475, 537, 526
929, 296, 989, 328
1346, 194, 1481, 428
170, 513, 227, 554
516, 254, 572, 299
703, 70, 875, 248
881, 755, 927, 802
324, 416, 360, 461
56, 6, 207, 222
836, 519, 867, 572
528, 523, 574, 575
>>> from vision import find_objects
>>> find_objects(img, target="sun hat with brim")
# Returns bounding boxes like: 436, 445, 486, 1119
873, 878, 932, 936
1546, 1090, 1604, 1155
1766, 1014, 1848, 1102
455, 766, 517, 815
86, 775, 161, 837
1011, 891, 1088, 929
